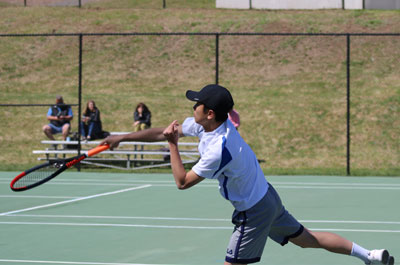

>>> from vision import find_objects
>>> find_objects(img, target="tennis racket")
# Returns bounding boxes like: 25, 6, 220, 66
10, 144, 110, 192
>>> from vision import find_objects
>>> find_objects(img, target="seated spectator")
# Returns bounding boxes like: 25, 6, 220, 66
228, 108, 240, 129
81, 100, 103, 140
43, 95, 73, 140
133, 102, 151, 132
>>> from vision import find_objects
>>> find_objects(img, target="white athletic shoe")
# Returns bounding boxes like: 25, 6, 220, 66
365, 249, 389, 265
387, 255, 394, 265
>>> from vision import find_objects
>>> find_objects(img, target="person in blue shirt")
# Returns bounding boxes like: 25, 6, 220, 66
101, 84, 394, 265
42, 95, 73, 140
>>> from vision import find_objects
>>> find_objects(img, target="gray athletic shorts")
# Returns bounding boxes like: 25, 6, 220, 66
225, 185, 304, 264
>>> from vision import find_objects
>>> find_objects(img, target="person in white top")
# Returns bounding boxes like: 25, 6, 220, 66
101, 84, 394, 265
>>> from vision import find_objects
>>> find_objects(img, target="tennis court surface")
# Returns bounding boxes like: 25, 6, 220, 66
0, 171, 399, 265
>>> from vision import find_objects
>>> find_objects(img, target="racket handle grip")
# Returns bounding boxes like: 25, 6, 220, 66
88, 144, 110, 157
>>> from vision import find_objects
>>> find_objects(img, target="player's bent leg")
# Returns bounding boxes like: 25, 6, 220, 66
289, 227, 352, 255
289, 227, 394, 264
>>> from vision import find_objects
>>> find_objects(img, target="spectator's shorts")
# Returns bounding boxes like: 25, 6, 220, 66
48, 123, 67, 134
225, 185, 304, 264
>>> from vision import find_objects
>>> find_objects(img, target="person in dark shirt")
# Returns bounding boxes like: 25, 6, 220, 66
133, 102, 151, 132
81, 100, 102, 140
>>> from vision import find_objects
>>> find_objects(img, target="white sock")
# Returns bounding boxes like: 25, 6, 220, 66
351, 242, 370, 263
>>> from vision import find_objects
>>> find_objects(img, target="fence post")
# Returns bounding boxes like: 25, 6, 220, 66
78, 34, 83, 171
215, 33, 219, 84
346, 34, 351, 176
24, 0, 26, 6
79, 0, 81, 8
163, 0, 166, 8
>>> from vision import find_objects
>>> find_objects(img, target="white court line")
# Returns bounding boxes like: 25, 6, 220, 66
311, 228, 400, 233
0, 178, 177, 183
272, 181, 400, 187
3, 177, 400, 186
3, 214, 400, 225
0, 195, 78, 199
300, 219, 400, 225
3, 214, 230, 222
0, 185, 151, 216
273, 185, 400, 190
2, 181, 400, 190
0, 221, 399, 233
0, 221, 231, 230
2, 177, 400, 187
0, 259, 174, 265
0, 181, 214, 188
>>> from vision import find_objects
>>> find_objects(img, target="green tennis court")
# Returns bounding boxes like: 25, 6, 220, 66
0, 172, 399, 265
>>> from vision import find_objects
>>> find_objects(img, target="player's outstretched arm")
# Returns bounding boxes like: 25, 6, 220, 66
100, 127, 177, 150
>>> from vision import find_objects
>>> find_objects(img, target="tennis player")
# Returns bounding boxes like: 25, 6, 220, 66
101, 84, 394, 265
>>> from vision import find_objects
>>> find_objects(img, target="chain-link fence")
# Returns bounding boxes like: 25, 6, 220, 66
1, 32, 399, 175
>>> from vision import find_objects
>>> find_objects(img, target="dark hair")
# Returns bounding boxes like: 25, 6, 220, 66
83, 100, 97, 116
135, 102, 150, 113
202, 105, 228, 123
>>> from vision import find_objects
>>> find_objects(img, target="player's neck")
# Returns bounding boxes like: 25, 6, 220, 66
203, 120, 223, 132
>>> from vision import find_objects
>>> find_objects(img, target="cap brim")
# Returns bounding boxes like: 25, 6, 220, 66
185, 90, 201, 102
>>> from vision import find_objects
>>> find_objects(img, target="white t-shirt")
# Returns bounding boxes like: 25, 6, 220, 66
182, 117, 269, 211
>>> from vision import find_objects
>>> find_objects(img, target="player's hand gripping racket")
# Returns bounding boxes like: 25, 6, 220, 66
10, 144, 110, 192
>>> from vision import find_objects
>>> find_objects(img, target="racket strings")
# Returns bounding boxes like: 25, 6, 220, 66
14, 163, 61, 188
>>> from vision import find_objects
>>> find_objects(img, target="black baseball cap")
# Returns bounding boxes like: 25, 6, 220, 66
186, 84, 234, 114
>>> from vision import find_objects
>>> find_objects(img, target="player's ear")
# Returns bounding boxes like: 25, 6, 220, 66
207, 109, 215, 120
